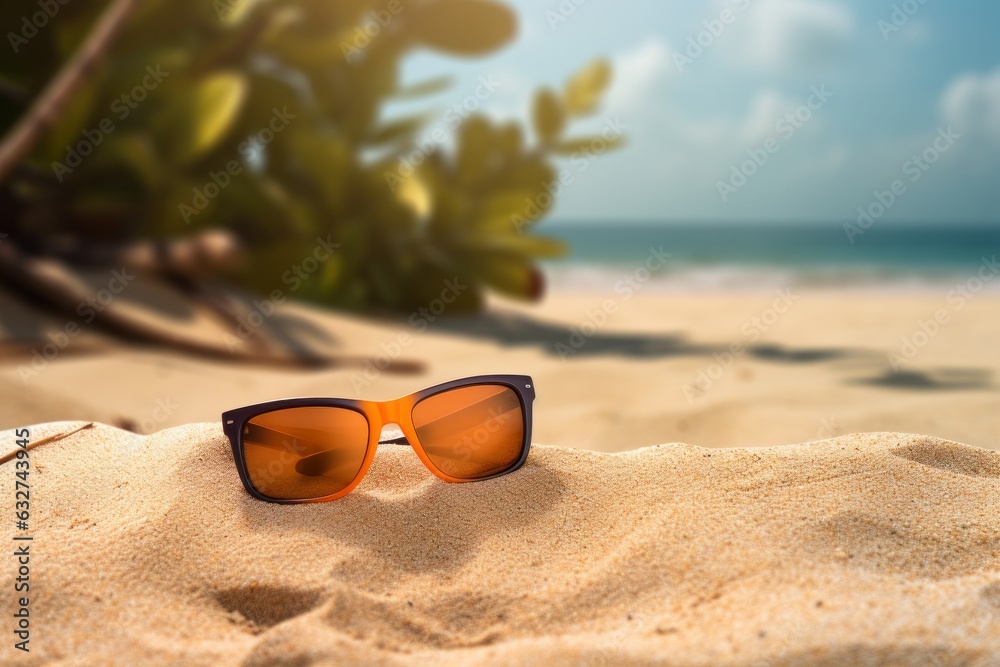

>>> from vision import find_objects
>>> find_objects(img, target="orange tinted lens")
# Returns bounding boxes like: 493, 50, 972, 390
242, 407, 369, 500
411, 385, 525, 479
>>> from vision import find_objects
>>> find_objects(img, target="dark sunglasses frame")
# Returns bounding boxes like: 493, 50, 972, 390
222, 375, 535, 504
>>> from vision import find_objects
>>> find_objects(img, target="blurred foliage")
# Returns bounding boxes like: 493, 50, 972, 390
0, 0, 617, 313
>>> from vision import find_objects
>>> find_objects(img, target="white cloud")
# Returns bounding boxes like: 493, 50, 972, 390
940, 67, 1000, 143
651, 88, 813, 152
737, 90, 798, 143
742, 0, 855, 73
640, 89, 803, 149
607, 39, 672, 112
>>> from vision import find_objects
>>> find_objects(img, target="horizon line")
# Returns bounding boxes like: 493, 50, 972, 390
545, 219, 1000, 227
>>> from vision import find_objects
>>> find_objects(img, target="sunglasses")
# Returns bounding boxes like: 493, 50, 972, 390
221, 375, 535, 503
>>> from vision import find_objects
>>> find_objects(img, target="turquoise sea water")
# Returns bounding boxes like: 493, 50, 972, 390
545, 223, 1000, 292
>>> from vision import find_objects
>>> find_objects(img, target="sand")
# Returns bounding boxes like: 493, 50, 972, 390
0, 421, 997, 665
2, 290, 999, 452
2, 283, 999, 663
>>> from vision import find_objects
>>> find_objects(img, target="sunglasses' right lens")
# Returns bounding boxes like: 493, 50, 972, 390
242, 407, 369, 500
412, 384, 525, 479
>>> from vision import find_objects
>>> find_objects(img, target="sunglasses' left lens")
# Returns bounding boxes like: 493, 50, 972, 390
411, 384, 526, 480
242, 407, 369, 500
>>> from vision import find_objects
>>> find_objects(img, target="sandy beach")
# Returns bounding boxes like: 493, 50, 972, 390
2, 288, 998, 451
0, 421, 997, 665
2, 287, 999, 664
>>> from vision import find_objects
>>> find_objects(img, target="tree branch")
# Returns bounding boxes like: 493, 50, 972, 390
0, 0, 140, 184
0, 242, 425, 373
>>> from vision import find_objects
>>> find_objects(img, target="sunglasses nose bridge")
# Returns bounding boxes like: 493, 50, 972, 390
376, 399, 402, 426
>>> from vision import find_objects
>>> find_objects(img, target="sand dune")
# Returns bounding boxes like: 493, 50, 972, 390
1, 422, 998, 665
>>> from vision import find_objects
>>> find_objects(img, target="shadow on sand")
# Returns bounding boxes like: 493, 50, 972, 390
430, 310, 860, 362
431, 310, 996, 392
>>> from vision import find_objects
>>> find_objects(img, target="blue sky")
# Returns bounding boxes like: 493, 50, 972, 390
399, 0, 1000, 224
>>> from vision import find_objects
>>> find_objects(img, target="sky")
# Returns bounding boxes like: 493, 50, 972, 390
398, 0, 1000, 225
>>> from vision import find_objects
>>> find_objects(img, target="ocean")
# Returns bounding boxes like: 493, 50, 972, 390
544, 223, 1000, 292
